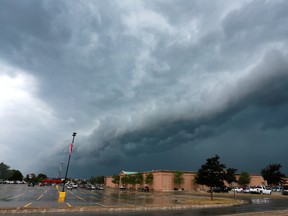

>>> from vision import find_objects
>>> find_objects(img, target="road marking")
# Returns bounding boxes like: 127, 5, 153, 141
66, 202, 72, 207
37, 188, 48, 200
89, 196, 99, 200
37, 194, 44, 200
7, 193, 25, 200
75, 195, 86, 201
66, 190, 86, 201
94, 202, 106, 207
24, 203, 32, 208
6, 188, 36, 200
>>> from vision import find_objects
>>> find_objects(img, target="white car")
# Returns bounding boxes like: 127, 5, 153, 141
232, 187, 243, 193
250, 186, 272, 194
66, 184, 73, 190
242, 187, 251, 193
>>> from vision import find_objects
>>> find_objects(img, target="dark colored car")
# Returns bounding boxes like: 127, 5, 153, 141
141, 186, 149, 192
120, 185, 126, 190
208, 186, 229, 193
282, 186, 288, 195
28, 182, 35, 187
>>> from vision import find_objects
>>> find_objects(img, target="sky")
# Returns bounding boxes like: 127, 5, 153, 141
1, 0, 288, 179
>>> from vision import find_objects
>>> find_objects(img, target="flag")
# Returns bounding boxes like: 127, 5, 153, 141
69, 143, 73, 155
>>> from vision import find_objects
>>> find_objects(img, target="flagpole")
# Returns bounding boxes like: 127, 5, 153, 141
62, 132, 77, 192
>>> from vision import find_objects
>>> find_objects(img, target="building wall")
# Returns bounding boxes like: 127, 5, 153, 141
104, 170, 269, 191
158, 172, 173, 191
248, 174, 266, 186
105, 176, 115, 188
153, 171, 196, 191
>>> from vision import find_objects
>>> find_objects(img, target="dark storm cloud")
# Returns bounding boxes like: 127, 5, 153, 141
76, 49, 288, 172
1, 0, 288, 177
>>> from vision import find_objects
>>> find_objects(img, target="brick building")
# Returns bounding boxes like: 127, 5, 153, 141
104, 170, 268, 192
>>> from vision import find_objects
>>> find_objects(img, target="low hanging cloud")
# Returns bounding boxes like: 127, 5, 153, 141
75, 49, 288, 169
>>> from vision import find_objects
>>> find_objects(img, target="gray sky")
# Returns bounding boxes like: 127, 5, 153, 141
1, 0, 288, 178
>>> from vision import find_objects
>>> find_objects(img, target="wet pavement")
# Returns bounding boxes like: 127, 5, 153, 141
0, 184, 288, 215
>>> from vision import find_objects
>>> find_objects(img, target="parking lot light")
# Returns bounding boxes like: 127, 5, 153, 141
61, 132, 77, 193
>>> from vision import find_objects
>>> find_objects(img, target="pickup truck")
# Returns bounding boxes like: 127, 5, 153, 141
250, 186, 272, 194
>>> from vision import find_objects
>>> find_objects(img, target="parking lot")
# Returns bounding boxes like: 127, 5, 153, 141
1, 183, 288, 216
0, 184, 191, 210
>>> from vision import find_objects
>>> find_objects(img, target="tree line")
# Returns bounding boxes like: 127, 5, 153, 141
0, 161, 106, 186
0, 162, 50, 183
195, 155, 286, 199
0, 162, 23, 181
111, 172, 154, 189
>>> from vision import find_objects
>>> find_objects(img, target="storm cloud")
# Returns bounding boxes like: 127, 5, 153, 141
0, 0, 288, 178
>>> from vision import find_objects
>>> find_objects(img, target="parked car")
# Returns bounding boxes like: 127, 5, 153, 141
250, 186, 272, 194
242, 187, 251, 193
66, 184, 73, 190
282, 186, 288, 195
272, 186, 283, 192
208, 186, 229, 193
28, 182, 35, 187
96, 186, 104, 190
120, 185, 126, 190
141, 186, 149, 192
232, 187, 243, 193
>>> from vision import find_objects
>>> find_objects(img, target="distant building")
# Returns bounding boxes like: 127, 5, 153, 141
28, 173, 36, 179
105, 170, 268, 191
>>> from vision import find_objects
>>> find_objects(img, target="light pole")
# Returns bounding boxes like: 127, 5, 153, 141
62, 132, 77, 192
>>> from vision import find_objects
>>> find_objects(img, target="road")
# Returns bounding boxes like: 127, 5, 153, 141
0, 184, 288, 215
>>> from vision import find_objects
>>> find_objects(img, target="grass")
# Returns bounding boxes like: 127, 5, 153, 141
180, 197, 242, 205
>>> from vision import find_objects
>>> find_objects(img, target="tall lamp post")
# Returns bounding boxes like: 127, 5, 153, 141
62, 132, 77, 192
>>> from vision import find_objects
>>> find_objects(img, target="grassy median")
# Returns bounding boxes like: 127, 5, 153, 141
179, 197, 242, 205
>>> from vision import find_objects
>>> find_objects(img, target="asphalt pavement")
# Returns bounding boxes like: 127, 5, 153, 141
0, 184, 288, 215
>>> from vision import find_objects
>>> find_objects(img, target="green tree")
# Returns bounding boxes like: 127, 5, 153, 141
0, 162, 10, 179
145, 172, 154, 187
128, 175, 137, 188
173, 171, 184, 189
121, 174, 137, 189
261, 163, 286, 185
135, 173, 143, 186
238, 172, 251, 186
225, 168, 238, 185
89, 176, 97, 185
8, 169, 23, 181
95, 176, 104, 184
225, 168, 238, 200
90, 176, 104, 185
195, 155, 227, 200
36, 173, 47, 183
112, 174, 120, 187
121, 175, 129, 186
